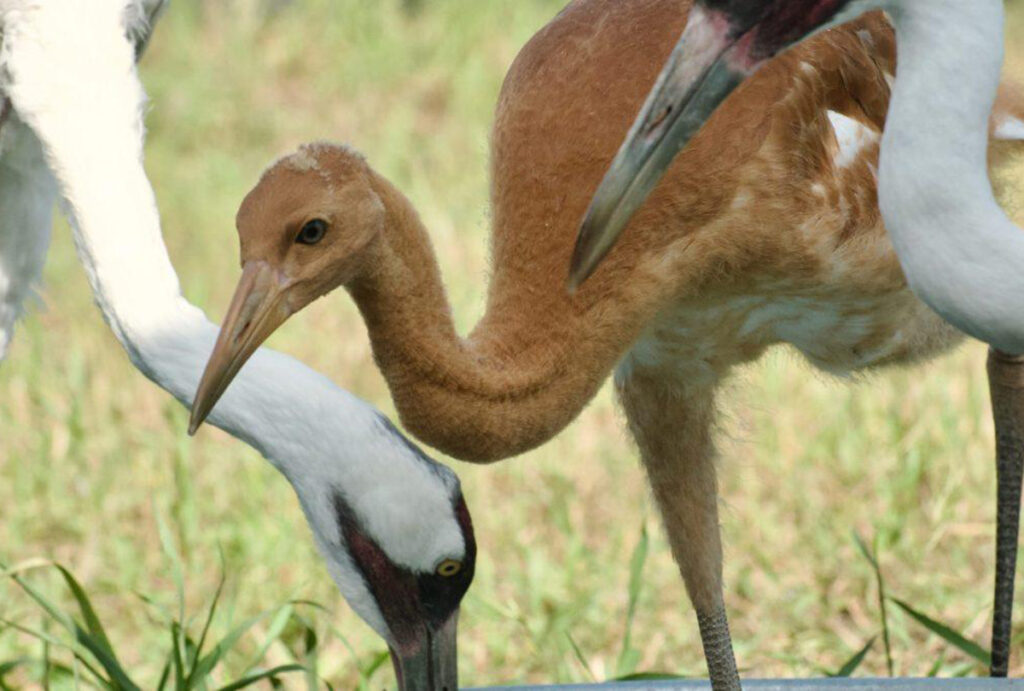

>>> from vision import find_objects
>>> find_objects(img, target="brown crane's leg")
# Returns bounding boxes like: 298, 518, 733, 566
988, 348, 1024, 677
617, 367, 740, 691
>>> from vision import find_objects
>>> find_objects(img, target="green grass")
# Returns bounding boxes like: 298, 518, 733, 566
2, 0, 1024, 687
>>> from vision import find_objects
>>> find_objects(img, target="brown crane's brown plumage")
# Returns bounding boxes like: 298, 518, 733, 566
188, 0, 1024, 686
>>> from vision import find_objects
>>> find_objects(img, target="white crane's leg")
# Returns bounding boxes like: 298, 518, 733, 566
616, 363, 740, 691
987, 349, 1024, 677
0, 103, 57, 362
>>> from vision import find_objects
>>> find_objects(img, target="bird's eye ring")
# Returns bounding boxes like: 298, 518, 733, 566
436, 559, 462, 577
296, 219, 328, 245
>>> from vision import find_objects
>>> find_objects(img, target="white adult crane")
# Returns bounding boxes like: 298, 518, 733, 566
0, 3, 472, 689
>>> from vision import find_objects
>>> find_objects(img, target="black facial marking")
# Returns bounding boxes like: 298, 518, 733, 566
700, 0, 855, 60
698, 0, 775, 37
333, 491, 422, 648
332, 489, 475, 649
750, 0, 852, 59
418, 495, 476, 628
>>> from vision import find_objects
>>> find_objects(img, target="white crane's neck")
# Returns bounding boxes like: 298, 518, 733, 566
1, 3, 470, 635
878, 0, 1024, 354
0, 0, 381, 479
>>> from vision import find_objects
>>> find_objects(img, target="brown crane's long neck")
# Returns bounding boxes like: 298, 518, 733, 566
348, 171, 664, 462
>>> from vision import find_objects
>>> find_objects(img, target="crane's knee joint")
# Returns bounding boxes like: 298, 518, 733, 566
988, 348, 1024, 389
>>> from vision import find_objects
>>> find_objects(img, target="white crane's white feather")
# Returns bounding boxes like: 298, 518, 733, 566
825, 0, 1024, 355
0, 109, 54, 359
0, 0, 466, 642
995, 116, 1024, 141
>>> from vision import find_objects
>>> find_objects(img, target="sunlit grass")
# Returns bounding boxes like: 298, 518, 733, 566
1, 0, 1023, 686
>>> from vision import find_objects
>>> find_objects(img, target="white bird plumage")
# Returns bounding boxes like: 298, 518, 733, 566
863, 0, 1024, 355
0, 2, 473, 686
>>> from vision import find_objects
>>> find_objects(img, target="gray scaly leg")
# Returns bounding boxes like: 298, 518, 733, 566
988, 348, 1024, 677
698, 606, 741, 690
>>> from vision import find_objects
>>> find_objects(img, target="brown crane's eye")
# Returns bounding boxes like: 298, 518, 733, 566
436, 559, 462, 577
296, 219, 328, 245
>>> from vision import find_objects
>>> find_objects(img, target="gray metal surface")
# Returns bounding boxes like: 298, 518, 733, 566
474, 679, 1024, 690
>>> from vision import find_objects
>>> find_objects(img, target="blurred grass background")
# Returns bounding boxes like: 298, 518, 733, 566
1, 0, 1023, 687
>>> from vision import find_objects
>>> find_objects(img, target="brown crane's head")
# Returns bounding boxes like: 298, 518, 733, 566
569, 0, 875, 289
189, 143, 384, 433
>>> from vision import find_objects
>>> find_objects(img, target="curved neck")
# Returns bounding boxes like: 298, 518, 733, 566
348, 172, 661, 462
1, 0, 387, 479
880, 0, 1024, 354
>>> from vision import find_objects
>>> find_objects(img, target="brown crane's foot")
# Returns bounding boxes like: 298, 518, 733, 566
698, 606, 741, 690
987, 348, 1024, 677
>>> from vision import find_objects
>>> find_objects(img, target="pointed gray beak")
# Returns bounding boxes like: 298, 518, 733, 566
390, 615, 459, 691
568, 6, 757, 290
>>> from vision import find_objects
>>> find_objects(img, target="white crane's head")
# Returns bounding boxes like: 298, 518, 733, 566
280, 405, 476, 691
187, 143, 394, 431
568, 0, 882, 288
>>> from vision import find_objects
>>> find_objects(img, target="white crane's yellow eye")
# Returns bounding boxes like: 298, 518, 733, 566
436, 559, 462, 577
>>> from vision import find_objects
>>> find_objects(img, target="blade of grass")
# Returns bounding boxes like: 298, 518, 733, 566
215, 664, 305, 691
0, 659, 31, 678
289, 614, 320, 691
315, 611, 384, 687
181, 633, 202, 690
361, 650, 390, 681
241, 605, 293, 674
615, 523, 649, 679
170, 623, 186, 691
295, 601, 389, 688
156, 507, 188, 668
890, 598, 991, 666
0, 657, 77, 689
51, 564, 116, 656
614, 672, 686, 681
4, 565, 139, 690
190, 603, 295, 683
72, 626, 140, 690
565, 632, 596, 683
185, 560, 227, 688
49, 563, 140, 689
41, 615, 50, 691
829, 636, 875, 677
927, 650, 948, 677
156, 657, 172, 691
853, 532, 894, 676
134, 591, 173, 624
0, 618, 108, 685
3, 565, 76, 634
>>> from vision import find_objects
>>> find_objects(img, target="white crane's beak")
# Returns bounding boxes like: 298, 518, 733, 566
390, 615, 459, 691
189, 261, 291, 434
568, 7, 757, 291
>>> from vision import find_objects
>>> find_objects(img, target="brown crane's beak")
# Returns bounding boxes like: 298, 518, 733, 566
568, 9, 756, 291
390, 615, 459, 691
189, 261, 291, 434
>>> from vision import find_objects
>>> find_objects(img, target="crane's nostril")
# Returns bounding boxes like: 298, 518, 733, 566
235, 319, 253, 342
648, 105, 672, 133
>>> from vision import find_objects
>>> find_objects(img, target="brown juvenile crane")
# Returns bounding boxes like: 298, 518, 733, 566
190, 0, 1024, 687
